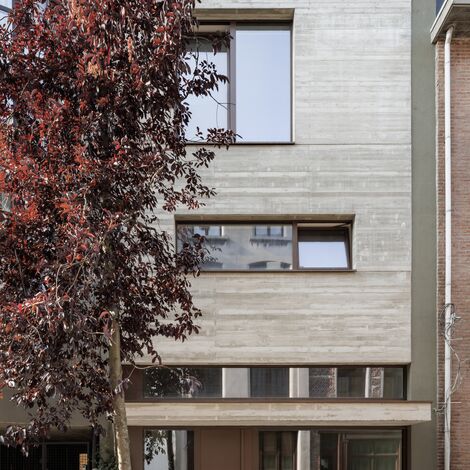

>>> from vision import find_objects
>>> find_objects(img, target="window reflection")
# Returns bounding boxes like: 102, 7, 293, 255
144, 367, 222, 399
312, 431, 402, 470
298, 228, 349, 269
236, 25, 291, 142
309, 367, 404, 399
185, 39, 229, 141
144, 430, 194, 470
177, 223, 293, 271
260, 431, 297, 470
250, 368, 289, 398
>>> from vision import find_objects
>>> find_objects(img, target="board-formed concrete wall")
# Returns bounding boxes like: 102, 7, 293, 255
147, 0, 412, 366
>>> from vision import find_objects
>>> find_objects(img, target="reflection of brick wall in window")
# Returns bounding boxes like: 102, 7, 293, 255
310, 431, 321, 470
369, 367, 385, 398
309, 368, 337, 398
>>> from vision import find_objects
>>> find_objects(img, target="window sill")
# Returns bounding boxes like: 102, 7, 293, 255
185, 141, 295, 146
197, 268, 357, 274
130, 397, 407, 404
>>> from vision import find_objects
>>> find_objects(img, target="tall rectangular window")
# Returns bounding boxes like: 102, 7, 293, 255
185, 37, 229, 141
260, 431, 297, 470
144, 430, 194, 470
235, 25, 291, 142
185, 23, 292, 143
0, 1, 11, 29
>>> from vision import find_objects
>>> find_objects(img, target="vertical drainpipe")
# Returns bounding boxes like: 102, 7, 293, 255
444, 24, 454, 470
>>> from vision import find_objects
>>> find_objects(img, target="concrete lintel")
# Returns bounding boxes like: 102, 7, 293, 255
194, 8, 294, 22
126, 401, 431, 427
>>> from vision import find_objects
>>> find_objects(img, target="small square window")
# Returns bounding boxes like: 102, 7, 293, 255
297, 226, 350, 269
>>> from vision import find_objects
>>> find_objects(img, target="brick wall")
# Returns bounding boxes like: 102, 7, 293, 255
436, 36, 470, 470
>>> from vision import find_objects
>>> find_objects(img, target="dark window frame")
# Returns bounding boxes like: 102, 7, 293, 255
140, 428, 407, 470
143, 429, 195, 470
139, 365, 406, 402
259, 430, 297, 470
186, 20, 294, 144
316, 429, 405, 470
293, 222, 352, 271
175, 219, 354, 272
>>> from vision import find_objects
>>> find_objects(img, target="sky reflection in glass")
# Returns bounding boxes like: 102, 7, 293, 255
236, 26, 291, 142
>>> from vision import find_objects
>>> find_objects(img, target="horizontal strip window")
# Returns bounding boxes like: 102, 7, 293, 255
176, 221, 353, 271
143, 429, 404, 470
142, 366, 405, 400
309, 367, 404, 399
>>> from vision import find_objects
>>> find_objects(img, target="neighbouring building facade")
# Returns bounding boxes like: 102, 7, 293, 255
432, 1, 470, 469
0, 0, 441, 469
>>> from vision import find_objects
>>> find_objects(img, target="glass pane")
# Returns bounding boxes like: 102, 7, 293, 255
144, 367, 222, 398
236, 25, 291, 142
309, 368, 336, 398
0, 10, 10, 29
346, 432, 401, 470
281, 432, 297, 470
260, 432, 297, 470
193, 225, 223, 237
309, 367, 404, 399
383, 368, 404, 399
0, 1, 12, 8
144, 430, 193, 470
298, 229, 349, 269
250, 368, 289, 397
177, 223, 293, 271
337, 368, 366, 398
318, 433, 339, 470
185, 38, 228, 140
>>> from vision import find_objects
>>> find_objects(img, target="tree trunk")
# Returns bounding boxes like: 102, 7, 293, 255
109, 318, 132, 470
167, 430, 175, 470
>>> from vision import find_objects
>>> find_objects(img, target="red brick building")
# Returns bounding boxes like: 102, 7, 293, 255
433, 2, 470, 469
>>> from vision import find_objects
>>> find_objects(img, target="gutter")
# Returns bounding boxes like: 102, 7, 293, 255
444, 24, 454, 470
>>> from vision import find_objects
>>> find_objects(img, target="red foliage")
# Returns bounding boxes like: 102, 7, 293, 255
0, 0, 233, 448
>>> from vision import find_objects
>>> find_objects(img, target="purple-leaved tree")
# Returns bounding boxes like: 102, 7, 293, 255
0, 0, 233, 467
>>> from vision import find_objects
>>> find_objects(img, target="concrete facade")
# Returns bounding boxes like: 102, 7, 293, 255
149, 0, 414, 367
132, 1, 436, 469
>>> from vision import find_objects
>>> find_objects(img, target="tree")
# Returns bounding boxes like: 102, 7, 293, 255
0, 0, 233, 468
